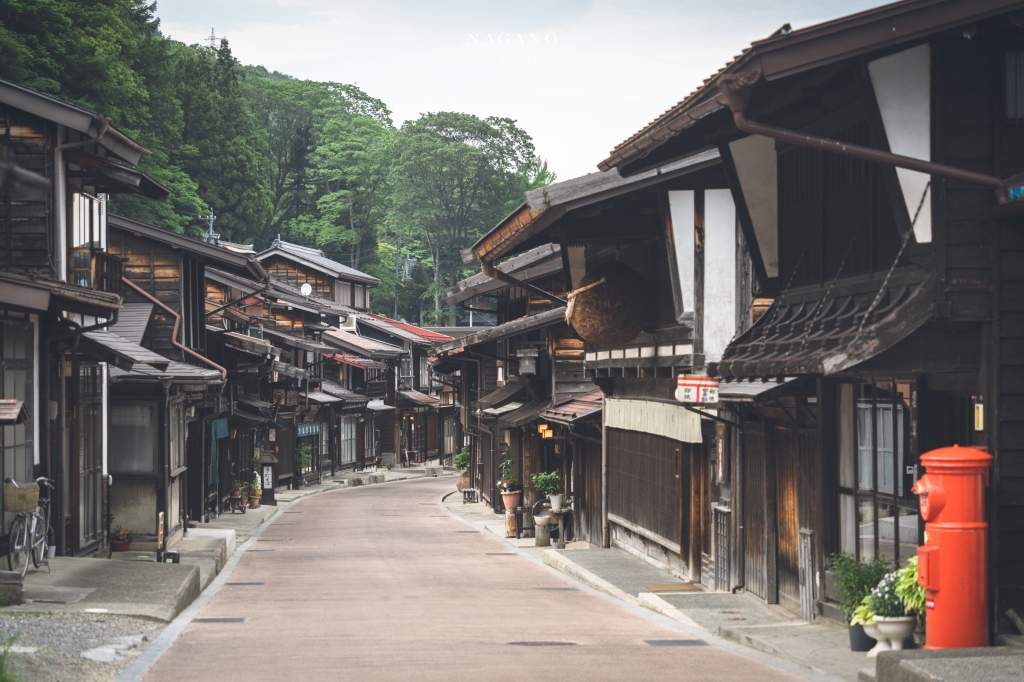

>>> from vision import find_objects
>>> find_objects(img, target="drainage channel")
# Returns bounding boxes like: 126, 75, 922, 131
644, 640, 708, 647
194, 618, 245, 624
507, 641, 577, 646
225, 582, 265, 586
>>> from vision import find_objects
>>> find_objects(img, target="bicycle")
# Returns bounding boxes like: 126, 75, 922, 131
4, 477, 53, 577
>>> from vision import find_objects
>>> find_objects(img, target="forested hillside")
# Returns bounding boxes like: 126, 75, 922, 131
0, 0, 553, 323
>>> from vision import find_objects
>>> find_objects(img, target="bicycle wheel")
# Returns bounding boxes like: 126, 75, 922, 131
7, 516, 28, 576
31, 513, 46, 568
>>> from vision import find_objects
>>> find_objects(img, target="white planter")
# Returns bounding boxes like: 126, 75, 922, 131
862, 623, 891, 658
550, 494, 563, 511
875, 616, 917, 651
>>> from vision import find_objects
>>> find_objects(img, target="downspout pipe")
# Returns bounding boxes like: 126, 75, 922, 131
121, 277, 227, 381
718, 71, 1017, 206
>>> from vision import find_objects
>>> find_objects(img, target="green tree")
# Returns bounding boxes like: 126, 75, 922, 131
388, 112, 543, 324
174, 40, 272, 241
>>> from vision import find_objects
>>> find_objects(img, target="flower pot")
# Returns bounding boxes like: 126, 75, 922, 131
875, 616, 917, 651
549, 494, 563, 511
500, 490, 522, 512
862, 623, 890, 658
849, 623, 876, 652
110, 540, 131, 552
248, 496, 260, 509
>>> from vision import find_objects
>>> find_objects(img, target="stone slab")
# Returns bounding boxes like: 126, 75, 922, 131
875, 647, 1024, 682
10, 557, 199, 622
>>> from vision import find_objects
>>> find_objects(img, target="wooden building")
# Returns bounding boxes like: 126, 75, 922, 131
0, 76, 174, 556
589, 0, 1024, 630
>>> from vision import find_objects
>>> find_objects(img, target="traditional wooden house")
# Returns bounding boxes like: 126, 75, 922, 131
0, 77, 178, 556
459, 149, 750, 575
104, 214, 273, 541
432, 244, 595, 532
258, 238, 379, 311
592, 0, 1024, 631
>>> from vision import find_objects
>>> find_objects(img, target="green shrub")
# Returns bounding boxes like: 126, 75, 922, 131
895, 556, 926, 615
828, 552, 891, 621
453, 447, 471, 470
530, 471, 561, 496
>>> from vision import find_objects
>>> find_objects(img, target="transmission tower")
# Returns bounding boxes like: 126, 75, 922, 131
206, 28, 219, 49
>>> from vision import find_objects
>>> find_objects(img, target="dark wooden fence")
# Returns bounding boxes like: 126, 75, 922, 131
743, 422, 767, 600
571, 435, 603, 546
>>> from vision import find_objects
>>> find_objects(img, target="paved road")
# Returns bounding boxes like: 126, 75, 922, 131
144, 478, 802, 682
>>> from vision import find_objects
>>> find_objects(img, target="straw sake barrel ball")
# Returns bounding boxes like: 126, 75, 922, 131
568, 261, 653, 346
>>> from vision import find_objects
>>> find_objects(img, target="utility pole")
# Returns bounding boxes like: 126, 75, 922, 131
199, 208, 219, 244
394, 245, 401, 319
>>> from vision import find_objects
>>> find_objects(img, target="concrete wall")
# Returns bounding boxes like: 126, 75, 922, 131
110, 478, 157, 536
610, 521, 691, 581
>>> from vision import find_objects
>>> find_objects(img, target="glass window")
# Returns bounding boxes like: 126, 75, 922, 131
444, 417, 455, 455
169, 400, 186, 470
340, 418, 357, 465
1007, 52, 1024, 119
109, 403, 157, 474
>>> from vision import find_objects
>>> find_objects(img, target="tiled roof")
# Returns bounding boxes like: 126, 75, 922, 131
322, 328, 406, 358
109, 302, 153, 344
362, 314, 452, 342
80, 331, 170, 371
109, 360, 222, 382
259, 239, 380, 285
497, 399, 550, 428
474, 378, 526, 410
540, 388, 604, 424
0, 399, 28, 425
398, 390, 440, 406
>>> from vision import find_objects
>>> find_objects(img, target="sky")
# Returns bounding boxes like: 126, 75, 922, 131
157, 0, 891, 181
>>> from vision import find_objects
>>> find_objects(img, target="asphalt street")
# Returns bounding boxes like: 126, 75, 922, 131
142, 478, 803, 681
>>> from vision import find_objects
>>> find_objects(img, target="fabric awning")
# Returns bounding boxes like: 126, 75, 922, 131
498, 400, 551, 428
710, 271, 935, 379
301, 390, 343, 404
79, 331, 170, 372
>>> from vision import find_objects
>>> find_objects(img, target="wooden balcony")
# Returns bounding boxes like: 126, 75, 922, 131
366, 380, 387, 399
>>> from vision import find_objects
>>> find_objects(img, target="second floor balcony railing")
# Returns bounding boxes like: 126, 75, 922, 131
366, 380, 387, 399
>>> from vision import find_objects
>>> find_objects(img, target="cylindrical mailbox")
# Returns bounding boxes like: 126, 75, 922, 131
912, 445, 991, 649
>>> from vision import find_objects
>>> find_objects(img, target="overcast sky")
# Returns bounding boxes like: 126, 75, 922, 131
157, 0, 890, 180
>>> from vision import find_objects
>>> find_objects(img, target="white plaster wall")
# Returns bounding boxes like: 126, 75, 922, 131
668, 190, 694, 312
703, 190, 737, 363
869, 43, 932, 243
729, 135, 778, 277
110, 478, 157, 535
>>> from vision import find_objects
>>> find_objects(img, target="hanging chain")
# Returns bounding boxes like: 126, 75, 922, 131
854, 181, 931, 339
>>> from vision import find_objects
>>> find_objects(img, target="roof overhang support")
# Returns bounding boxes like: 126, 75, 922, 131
719, 70, 1024, 213
480, 261, 567, 306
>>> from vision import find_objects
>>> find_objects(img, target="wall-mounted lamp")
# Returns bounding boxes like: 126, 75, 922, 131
541, 429, 553, 439
516, 344, 541, 375
537, 423, 548, 434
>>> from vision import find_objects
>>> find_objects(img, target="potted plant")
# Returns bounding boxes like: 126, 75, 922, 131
250, 471, 262, 508
231, 479, 244, 499
870, 570, 917, 653
497, 452, 521, 511
895, 556, 926, 645
828, 553, 890, 651
294, 444, 312, 489
530, 470, 563, 511
850, 595, 887, 657
453, 447, 471, 470
111, 527, 131, 552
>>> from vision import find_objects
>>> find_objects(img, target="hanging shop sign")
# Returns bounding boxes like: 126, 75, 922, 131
297, 422, 321, 437
675, 375, 719, 404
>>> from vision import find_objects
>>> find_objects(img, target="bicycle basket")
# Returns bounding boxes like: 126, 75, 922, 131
3, 482, 39, 513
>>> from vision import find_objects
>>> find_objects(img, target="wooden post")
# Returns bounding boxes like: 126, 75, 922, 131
765, 420, 778, 604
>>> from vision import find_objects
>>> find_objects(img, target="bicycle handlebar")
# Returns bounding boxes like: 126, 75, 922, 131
4, 477, 54, 488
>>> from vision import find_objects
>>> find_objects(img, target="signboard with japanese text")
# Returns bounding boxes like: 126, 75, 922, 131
297, 422, 321, 437
675, 375, 719, 404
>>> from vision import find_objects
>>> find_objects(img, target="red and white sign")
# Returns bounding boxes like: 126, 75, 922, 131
676, 375, 719, 404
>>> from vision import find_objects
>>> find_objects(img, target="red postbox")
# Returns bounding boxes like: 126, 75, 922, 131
912, 445, 991, 649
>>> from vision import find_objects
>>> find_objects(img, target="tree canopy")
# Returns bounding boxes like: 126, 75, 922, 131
0, 0, 554, 323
